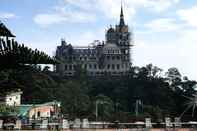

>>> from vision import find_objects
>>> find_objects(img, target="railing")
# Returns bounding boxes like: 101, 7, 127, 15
1, 119, 197, 130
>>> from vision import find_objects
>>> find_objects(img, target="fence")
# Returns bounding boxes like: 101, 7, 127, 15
1, 117, 197, 130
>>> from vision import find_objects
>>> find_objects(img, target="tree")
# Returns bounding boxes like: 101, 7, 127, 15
146, 64, 163, 78
166, 67, 182, 84
42, 66, 50, 72
0, 104, 18, 116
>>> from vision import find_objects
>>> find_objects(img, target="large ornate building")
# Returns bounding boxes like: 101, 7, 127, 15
55, 6, 132, 76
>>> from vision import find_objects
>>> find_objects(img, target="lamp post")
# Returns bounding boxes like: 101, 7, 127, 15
95, 100, 105, 121
95, 100, 101, 121
96, 101, 98, 121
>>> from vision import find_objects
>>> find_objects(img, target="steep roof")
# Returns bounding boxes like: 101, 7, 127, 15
0, 23, 15, 37
107, 27, 115, 33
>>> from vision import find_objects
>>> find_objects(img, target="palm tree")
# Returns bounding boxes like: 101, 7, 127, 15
0, 23, 58, 69
180, 94, 197, 118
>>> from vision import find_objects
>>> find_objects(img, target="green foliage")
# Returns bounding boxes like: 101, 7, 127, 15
0, 64, 196, 122
0, 104, 19, 116
0, 38, 57, 70
96, 94, 114, 121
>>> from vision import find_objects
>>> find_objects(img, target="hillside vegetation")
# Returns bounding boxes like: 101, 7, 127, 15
0, 64, 196, 122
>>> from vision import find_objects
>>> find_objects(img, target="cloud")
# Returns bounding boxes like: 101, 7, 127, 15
177, 6, 197, 27
145, 18, 181, 32
34, 14, 66, 27
134, 0, 179, 12
63, 0, 179, 21
34, 10, 96, 27
65, 0, 179, 15
68, 29, 105, 46
0, 12, 16, 19
134, 27, 197, 80
34, 0, 180, 27
63, 0, 135, 22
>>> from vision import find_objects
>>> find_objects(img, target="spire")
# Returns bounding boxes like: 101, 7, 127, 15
119, 1, 125, 26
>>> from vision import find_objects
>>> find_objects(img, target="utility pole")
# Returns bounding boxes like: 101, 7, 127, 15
135, 99, 142, 117
96, 101, 98, 121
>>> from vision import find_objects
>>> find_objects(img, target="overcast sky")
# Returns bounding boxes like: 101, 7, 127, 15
1, 0, 197, 80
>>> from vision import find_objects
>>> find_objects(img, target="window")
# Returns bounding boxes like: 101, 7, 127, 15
112, 64, 115, 70
107, 56, 110, 60
112, 56, 115, 60
69, 65, 72, 70
73, 65, 76, 69
117, 56, 120, 60
37, 111, 40, 117
117, 64, 120, 70
94, 64, 97, 69
107, 64, 110, 69
125, 50, 129, 54
89, 64, 92, 69
65, 65, 68, 70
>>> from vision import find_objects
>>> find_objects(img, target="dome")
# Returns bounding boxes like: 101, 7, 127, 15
103, 43, 121, 54
104, 43, 118, 49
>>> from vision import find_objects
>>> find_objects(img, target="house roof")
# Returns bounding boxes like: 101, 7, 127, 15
18, 101, 61, 117
18, 105, 32, 117
0, 23, 15, 37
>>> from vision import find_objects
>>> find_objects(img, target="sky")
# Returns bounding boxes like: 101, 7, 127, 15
0, 0, 197, 80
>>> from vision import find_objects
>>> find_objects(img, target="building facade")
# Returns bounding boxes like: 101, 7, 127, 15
55, 6, 132, 76
0, 91, 22, 106
19, 101, 61, 120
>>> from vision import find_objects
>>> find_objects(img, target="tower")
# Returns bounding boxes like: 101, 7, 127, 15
106, 4, 132, 64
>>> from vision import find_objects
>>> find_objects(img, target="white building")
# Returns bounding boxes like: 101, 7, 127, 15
0, 91, 22, 106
